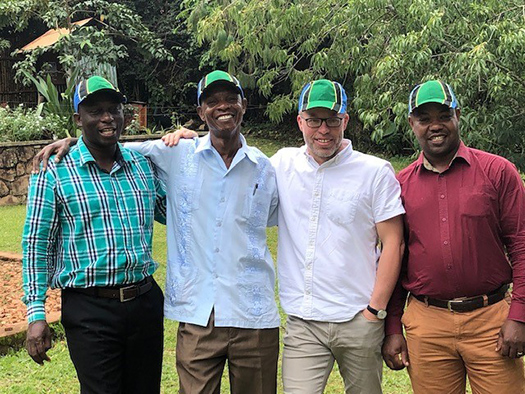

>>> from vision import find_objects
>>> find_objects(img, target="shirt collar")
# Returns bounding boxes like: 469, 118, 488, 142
77, 136, 129, 168
196, 132, 258, 164
416, 141, 471, 173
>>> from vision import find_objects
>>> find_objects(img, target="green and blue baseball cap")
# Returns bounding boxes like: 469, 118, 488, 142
73, 76, 126, 112
408, 80, 459, 114
197, 70, 244, 105
298, 79, 347, 114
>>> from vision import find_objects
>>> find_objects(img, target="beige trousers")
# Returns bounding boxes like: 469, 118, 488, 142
404, 295, 525, 394
282, 313, 384, 394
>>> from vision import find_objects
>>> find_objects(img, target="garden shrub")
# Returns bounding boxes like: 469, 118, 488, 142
0, 104, 71, 142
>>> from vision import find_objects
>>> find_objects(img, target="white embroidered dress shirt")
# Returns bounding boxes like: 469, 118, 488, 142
126, 134, 280, 328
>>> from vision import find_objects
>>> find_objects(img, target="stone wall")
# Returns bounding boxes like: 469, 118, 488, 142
0, 135, 164, 206
0, 141, 47, 206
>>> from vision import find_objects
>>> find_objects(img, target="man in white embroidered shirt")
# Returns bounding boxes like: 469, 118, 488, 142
126, 70, 281, 394
271, 79, 405, 394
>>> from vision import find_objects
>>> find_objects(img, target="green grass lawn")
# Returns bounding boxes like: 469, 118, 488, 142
0, 137, 414, 393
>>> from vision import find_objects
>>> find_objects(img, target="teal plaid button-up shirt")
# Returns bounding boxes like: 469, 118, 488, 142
22, 137, 166, 323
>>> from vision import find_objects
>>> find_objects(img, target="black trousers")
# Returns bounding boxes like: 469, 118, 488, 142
61, 279, 164, 394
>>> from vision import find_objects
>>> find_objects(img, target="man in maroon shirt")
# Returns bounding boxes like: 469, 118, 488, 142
382, 80, 525, 394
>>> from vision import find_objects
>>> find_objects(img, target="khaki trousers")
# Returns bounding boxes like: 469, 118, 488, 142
175, 311, 279, 394
282, 313, 384, 394
404, 295, 525, 394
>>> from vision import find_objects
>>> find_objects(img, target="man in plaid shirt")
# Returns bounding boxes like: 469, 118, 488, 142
22, 76, 166, 394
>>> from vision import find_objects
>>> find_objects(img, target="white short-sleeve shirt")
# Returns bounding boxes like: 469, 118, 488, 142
271, 140, 405, 322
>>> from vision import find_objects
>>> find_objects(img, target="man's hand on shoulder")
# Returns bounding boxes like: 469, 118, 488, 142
26, 320, 52, 365
496, 319, 525, 359
161, 127, 198, 147
382, 333, 410, 370
32, 137, 78, 173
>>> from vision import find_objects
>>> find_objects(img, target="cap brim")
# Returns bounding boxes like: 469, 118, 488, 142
303, 100, 343, 112
95, 88, 127, 103
198, 80, 243, 105
77, 89, 127, 110
411, 98, 457, 113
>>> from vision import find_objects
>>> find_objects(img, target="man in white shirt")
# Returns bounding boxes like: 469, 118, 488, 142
271, 79, 405, 394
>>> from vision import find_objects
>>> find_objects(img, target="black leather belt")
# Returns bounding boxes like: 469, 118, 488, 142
66, 276, 154, 302
412, 284, 509, 312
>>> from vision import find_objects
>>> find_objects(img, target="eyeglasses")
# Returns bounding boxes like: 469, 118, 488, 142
301, 117, 343, 128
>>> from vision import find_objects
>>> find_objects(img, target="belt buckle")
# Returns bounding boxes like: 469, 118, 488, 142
119, 285, 137, 302
447, 297, 468, 312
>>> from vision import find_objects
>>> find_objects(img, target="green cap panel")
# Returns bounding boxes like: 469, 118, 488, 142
298, 79, 347, 114
74, 75, 126, 111
408, 80, 459, 114
197, 70, 244, 105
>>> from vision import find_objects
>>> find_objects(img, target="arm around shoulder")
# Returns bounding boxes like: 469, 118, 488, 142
125, 138, 186, 177
32, 137, 78, 173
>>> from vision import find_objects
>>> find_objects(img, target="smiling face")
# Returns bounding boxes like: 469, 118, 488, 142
197, 83, 247, 140
297, 107, 349, 164
75, 91, 124, 151
409, 102, 461, 168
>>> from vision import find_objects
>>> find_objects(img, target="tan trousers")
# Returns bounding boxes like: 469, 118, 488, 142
175, 311, 279, 394
404, 295, 525, 394
282, 313, 384, 394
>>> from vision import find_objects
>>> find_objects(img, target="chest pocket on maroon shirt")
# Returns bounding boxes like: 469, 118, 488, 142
458, 186, 495, 218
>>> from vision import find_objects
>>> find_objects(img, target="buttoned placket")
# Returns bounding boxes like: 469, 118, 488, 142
301, 161, 325, 316
210, 152, 245, 295
109, 163, 134, 264
437, 173, 457, 293
213, 177, 227, 282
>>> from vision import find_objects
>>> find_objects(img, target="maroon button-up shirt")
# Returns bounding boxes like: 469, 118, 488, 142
386, 142, 525, 335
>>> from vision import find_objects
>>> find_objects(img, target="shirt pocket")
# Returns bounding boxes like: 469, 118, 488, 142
242, 189, 272, 228
458, 186, 494, 218
326, 188, 360, 225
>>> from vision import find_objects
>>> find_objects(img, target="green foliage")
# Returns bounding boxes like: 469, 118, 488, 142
113, 0, 205, 109
184, 0, 525, 169
0, 0, 45, 31
21, 69, 80, 137
1, 0, 173, 84
122, 103, 143, 135
0, 38, 9, 52
0, 104, 70, 142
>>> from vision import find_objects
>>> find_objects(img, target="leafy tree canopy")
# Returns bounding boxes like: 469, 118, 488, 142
116, 0, 204, 109
0, 0, 173, 83
183, 0, 525, 168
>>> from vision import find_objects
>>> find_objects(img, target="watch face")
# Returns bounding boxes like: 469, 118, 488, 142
377, 310, 387, 319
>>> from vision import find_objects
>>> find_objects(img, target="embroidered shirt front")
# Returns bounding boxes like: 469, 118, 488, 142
126, 134, 280, 328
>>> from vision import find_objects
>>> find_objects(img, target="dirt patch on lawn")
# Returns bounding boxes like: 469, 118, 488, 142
0, 252, 61, 338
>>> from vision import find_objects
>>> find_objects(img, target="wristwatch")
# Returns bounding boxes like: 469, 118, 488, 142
366, 305, 387, 320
